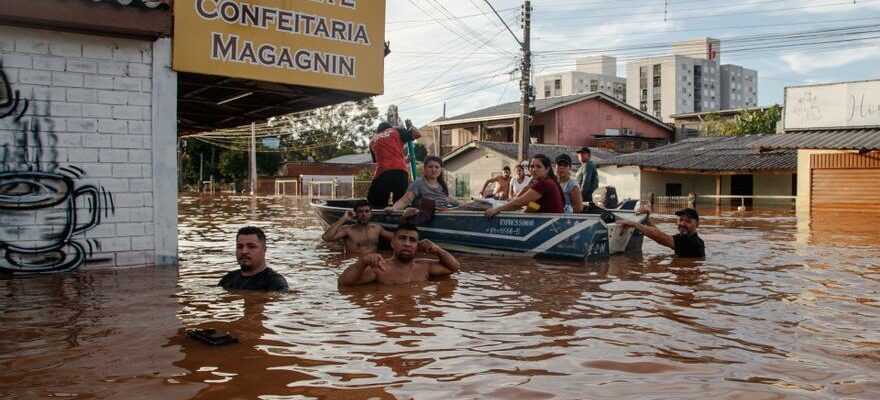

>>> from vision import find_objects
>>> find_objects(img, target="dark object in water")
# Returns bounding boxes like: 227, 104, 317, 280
187, 329, 239, 346
415, 198, 435, 225
600, 210, 616, 224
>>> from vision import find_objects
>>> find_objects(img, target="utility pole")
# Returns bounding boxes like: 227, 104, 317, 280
517, 0, 532, 162
483, 0, 531, 161
249, 122, 257, 195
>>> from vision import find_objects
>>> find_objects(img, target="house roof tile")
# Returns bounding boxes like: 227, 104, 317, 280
750, 129, 880, 151
599, 135, 796, 171
442, 140, 618, 165
436, 92, 672, 132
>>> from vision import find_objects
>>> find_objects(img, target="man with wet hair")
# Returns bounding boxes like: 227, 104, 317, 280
219, 226, 289, 291
322, 200, 393, 254
338, 223, 461, 286
618, 207, 705, 258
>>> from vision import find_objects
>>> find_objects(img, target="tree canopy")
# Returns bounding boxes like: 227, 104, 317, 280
700, 105, 782, 136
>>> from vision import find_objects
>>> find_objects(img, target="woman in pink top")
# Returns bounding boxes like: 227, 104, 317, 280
484, 154, 564, 218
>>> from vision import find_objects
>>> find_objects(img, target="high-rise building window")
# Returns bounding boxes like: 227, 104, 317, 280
554, 79, 561, 90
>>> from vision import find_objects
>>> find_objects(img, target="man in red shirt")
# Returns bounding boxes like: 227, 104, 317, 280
367, 120, 421, 209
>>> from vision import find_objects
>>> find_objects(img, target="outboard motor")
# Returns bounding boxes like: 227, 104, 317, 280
591, 186, 619, 209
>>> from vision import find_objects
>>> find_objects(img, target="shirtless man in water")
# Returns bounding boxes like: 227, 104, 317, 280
322, 200, 394, 254
338, 223, 460, 286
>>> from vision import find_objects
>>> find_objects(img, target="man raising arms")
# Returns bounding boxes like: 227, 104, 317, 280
322, 200, 393, 254
338, 223, 461, 286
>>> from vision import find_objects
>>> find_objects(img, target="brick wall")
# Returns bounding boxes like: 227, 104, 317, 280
0, 26, 171, 272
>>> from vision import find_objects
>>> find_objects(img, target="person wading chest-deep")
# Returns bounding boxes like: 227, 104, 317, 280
219, 226, 289, 291
618, 207, 706, 258
367, 120, 421, 209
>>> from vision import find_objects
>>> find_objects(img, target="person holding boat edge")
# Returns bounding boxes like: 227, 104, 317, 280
484, 154, 565, 218
219, 226, 289, 291
338, 223, 461, 286
384, 156, 461, 219
618, 208, 705, 258
322, 200, 394, 254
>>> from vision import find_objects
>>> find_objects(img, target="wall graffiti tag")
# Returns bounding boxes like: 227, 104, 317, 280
1, 62, 114, 274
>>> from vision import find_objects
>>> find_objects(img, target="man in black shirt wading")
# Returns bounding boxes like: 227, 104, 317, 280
618, 207, 705, 258
218, 226, 289, 291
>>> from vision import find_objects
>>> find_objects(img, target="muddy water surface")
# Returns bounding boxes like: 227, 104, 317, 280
1, 194, 879, 399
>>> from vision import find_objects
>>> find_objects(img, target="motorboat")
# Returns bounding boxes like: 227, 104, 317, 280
312, 199, 647, 260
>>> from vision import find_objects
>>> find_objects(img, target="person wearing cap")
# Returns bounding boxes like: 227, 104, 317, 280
367, 120, 421, 209
554, 153, 584, 213
574, 147, 599, 201
617, 208, 705, 258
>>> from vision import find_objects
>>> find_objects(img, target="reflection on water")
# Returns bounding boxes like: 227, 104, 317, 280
2, 194, 879, 399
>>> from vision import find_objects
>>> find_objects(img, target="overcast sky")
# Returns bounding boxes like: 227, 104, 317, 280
374, 0, 880, 126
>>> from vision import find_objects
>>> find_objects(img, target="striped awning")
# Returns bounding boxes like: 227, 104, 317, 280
751, 129, 880, 151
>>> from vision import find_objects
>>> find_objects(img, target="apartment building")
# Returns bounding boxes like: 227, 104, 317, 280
720, 64, 758, 109
625, 37, 758, 122
535, 56, 626, 101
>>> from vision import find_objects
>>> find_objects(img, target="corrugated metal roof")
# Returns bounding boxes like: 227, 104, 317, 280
750, 129, 880, 150
92, 0, 171, 9
599, 135, 797, 171
443, 141, 618, 165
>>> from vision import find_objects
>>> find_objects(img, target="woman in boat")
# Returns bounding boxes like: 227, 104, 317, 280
384, 156, 461, 216
484, 154, 564, 218
554, 154, 584, 213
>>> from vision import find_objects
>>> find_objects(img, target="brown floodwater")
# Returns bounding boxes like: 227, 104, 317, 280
2, 194, 879, 399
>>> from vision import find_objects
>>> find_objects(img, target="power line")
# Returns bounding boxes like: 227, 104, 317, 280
482, 0, 522, 45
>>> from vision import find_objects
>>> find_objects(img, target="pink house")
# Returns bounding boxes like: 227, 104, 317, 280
432, 92, 673, 156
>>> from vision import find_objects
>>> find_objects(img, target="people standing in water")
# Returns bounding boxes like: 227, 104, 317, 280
509, 163, 531, 199
322, 200, 394, 255
219, 226, 289, 291
618, 207, 705, 258
480, 166, 512, 200
384, 156, 461, 218
338, 223, 461, 286
574, 146, 599, 201
484, 154, 564, 218
554, 154, 584, 213
367, 120, 421, 209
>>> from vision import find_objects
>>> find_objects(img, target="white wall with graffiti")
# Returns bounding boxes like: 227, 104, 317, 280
0, 25, 177, 273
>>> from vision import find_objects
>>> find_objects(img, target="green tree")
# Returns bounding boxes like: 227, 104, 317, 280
698, 113, 734, 136
699, 105, 782, 136
276, 98, 379, 161
728, 104, 782, 135
217, 140, 283, 182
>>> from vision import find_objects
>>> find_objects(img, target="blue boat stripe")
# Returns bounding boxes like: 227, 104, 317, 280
415, 218, 559, 242
530, 219, 598, 254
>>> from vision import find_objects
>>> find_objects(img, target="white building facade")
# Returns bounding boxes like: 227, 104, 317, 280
625, 38, 757, 122
535, 56, 626, 101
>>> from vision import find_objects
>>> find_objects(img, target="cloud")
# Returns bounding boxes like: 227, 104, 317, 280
781, 46, 880, 74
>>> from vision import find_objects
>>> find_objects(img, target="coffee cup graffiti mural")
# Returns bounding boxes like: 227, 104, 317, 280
1, 63, 115, 273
